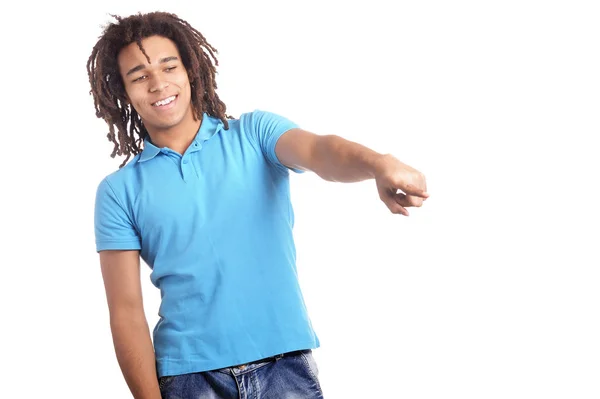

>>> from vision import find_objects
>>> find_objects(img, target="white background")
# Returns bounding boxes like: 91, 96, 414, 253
1, 0, 598, 398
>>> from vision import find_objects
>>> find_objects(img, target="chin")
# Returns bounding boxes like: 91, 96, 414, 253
145, 116, 184, 131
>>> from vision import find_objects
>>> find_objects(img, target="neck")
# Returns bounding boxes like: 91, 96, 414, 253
146, 109, 202, 155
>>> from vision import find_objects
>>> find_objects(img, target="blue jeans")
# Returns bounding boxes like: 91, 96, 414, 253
159, 349, 324, 398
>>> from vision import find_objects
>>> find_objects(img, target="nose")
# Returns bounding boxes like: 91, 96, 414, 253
149, 76, 169, 93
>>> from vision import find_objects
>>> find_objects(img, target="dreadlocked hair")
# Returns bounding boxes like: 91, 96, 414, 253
87, 11, 231, 168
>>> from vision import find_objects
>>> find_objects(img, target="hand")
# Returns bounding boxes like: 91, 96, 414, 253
374, 154, 429, 216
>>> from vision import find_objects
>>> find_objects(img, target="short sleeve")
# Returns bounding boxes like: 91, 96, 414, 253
245, 109, 305, 173
94, 178, 141, 252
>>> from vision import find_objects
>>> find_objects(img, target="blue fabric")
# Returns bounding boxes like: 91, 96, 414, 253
94, 110, 320, 378
159, 350, 324, 398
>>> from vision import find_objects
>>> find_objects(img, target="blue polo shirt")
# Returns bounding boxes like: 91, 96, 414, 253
94, 110, 320, 377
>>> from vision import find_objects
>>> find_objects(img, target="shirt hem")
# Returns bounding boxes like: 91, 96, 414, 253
156, 340, 321, 378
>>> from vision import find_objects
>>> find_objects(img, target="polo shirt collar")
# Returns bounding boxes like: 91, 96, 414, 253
138, 113, 224, 163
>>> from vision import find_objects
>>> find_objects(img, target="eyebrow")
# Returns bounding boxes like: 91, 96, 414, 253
126, 56, 179, 76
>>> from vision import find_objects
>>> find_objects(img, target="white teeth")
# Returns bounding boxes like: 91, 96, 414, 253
153, 95, 176, 106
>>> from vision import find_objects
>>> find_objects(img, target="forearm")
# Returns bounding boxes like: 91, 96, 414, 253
110, 314, 162, 399
312, 135, 384, 182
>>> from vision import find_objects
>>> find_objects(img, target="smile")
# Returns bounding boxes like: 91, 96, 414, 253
152, 95, 177, 107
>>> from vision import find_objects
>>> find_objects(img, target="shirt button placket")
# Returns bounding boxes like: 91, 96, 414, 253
192, 143, 202, 178
181, 157, 190, 182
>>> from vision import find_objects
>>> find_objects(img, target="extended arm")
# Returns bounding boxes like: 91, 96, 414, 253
275, 129, 429, 216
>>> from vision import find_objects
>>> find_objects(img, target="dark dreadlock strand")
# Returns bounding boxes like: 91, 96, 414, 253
87, 11, 231, 168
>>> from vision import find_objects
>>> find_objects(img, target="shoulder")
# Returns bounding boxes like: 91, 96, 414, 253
95, 154, 142, 199
237, 109, 299, 134
218, 110, 268, 138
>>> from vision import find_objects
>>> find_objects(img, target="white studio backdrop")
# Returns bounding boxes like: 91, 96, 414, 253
0, 0, 598, 398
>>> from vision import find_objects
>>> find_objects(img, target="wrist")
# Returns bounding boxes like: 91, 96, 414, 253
369, 153, 391, 178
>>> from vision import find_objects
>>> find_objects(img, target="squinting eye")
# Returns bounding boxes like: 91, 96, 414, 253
166, 66, 177, 72
133, 75, 147, 82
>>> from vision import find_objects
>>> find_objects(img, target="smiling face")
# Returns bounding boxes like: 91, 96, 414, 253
117, 35, 196, 135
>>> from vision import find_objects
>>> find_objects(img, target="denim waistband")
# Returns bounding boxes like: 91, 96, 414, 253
217, 349, 311, 376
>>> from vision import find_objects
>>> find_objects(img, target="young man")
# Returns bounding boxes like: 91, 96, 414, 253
89, 11, 428, 399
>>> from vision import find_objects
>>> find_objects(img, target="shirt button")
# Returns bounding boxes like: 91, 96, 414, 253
183, 159, 189, 164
